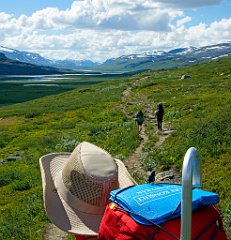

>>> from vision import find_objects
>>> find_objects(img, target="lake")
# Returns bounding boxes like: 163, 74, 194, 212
0, 73, 123, 107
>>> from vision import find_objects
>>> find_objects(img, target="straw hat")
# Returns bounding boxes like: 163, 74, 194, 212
39, 141, 136, 236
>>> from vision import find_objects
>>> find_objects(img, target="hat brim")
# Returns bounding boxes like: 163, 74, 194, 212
39, 152, 136, 236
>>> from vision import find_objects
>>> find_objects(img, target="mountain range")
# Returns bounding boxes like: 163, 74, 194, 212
0, 52, 85, 75
0, 45, 98, 71
0, 42, 231, 74
0, 53, 70, 75
98, 42, 231, 71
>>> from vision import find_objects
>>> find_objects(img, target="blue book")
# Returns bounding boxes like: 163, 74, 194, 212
110, 183, 219, 225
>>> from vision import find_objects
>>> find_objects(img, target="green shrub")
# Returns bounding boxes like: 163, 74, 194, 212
0, 192, 47, 240
12, 179, 33, 191
55, 135, 80, 152
0, 130, 12, 148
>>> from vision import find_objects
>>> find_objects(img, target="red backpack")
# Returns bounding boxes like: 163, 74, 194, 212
99, 147, 229, 240
99, 202, 227, 240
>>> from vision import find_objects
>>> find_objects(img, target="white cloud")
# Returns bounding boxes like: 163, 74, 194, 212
167, 18, 231, 48
2, 18, 231, 62
0, 13, 16, 31
0, 0, 230, 62
176, 16, 192, 28
0, 12, 13, 23
0, 0, 223, 32
156, 0, 222, 8
1, 1, 181, 31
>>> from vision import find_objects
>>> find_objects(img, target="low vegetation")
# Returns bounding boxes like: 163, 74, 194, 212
0, 57, 230, 239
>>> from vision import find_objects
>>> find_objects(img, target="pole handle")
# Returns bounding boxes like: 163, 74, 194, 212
181, 147, 202, 240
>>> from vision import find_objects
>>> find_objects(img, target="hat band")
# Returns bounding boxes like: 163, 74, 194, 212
55, 173, 105, 215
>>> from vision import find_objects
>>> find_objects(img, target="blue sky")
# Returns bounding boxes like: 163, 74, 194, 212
0, 0, 74, 17
0, 0, 230, 62
185, 1, 231, 26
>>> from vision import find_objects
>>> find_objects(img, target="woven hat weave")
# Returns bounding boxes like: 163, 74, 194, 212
39, 141, 136, 236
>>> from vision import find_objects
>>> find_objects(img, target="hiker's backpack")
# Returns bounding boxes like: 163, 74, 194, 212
135, 111, 144, 124
98, 183, 228, 240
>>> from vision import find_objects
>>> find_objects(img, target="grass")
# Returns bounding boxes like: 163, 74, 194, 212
0, 57, 230, 239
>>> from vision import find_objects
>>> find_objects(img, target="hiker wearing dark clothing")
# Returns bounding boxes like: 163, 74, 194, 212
135, 110, 144, 132
155, 103, 164, 130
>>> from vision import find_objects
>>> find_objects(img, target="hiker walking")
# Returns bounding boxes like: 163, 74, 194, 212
155, 103, 164, 130
135, 110, 144, 133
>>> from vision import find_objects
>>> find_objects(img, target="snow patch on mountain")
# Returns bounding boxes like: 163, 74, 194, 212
0, 46, 99, 69
1, 42, 231, 71
0, 46, 14, 53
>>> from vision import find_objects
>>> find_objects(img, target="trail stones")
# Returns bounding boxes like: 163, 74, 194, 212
181, 74, 191, 80
0, 154, 22, 165
155, 169, 181, 183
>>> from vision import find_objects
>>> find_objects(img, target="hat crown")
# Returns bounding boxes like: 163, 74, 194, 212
62, 142, 119, 207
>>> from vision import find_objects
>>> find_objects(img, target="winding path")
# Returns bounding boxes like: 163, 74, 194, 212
120, 77, 174, 181
43, 78, 174, 240
123, 124, 149, 180
43, 224, 68, 240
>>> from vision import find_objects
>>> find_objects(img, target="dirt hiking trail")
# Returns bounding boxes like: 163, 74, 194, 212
43, 79, 175, 240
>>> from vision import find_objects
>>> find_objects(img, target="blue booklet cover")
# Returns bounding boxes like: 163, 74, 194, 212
110, 183, 219, 225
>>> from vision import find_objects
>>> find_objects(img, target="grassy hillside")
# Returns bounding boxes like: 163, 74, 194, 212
0, 57, 230, 239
